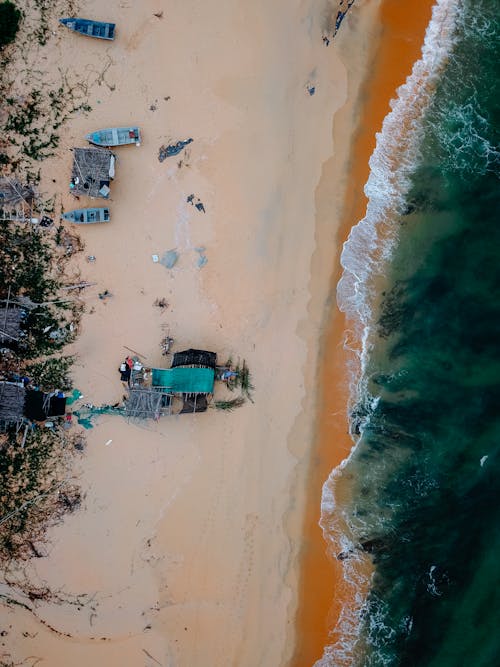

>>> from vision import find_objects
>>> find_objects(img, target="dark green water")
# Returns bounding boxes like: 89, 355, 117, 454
327, 0, 500, 665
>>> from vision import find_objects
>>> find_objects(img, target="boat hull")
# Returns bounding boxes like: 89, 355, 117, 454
61, 208, 110, 224
86, 127, 141, 147
59, 18, 115, 41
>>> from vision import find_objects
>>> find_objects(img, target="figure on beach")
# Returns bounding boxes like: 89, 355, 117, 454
119, 359, 132, 385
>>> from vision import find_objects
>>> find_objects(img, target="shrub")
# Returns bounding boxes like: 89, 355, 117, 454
0, 1, 21, 49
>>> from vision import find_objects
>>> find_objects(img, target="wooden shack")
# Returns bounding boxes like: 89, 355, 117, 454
0, 382, 25, 431
124, 348, 216, 419
70, 148, 115, 199
0, 305, 23, 347
0, 178, 35, 221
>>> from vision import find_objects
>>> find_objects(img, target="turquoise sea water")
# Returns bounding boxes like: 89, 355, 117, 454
320, 0, 499, 665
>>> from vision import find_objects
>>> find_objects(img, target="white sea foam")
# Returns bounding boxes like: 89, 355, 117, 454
317, 1, 462, 664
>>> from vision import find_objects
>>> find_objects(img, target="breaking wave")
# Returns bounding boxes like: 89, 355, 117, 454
316, 1, 462, 665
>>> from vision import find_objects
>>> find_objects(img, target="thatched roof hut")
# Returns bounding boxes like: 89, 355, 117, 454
0, 179, 35, 207
70, 148, 115, 199
171, 349, 217, 369
0, 305, 23, 345
0, 382, 25, 430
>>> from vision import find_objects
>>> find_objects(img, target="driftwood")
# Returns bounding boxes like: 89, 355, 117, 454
61, 282, 96, 291
142, 649, 162, 666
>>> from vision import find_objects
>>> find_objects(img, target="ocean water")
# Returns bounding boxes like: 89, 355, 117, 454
319, 0, 500, 665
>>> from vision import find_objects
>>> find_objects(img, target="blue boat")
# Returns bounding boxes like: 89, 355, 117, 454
86, 127, 141, 147
61, 208, 110, 224
59, 18, 115, 41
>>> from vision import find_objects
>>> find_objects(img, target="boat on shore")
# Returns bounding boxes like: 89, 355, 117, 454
86, 127, 141, 147
59, 18, 115, 41
61, 208, 110, 224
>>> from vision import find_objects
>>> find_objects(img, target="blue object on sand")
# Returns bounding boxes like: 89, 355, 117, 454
160, 250, 179, 269
59, 18, 115, 41
158, 139, 193, 162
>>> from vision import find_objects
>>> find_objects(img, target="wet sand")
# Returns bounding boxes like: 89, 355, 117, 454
291, 1, 436, 665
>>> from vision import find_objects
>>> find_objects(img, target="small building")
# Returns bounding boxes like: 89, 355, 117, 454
0, 382, 25, 431
0, 178, 35, 221
70, 147, 115, 199
24, 390, 67, 422
0, 179, 35, 205
124, 348, 216, 419
0, 382, 67, 432
171, 348, 217, 369
124, 389, 171, 421
0, 305, 23, 347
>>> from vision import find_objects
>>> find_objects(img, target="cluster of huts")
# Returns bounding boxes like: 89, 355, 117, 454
1, 17, 239, 429
0, 301, 67, 432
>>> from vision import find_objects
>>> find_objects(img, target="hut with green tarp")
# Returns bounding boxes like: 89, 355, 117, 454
124, 348, 216, 420
151, 367, 215, 395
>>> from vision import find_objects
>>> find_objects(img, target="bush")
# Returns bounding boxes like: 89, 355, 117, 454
25, 356, 75, 391
0, 1, 21, 49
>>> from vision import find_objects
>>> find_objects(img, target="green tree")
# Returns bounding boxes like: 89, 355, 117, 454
0, 1, 21, 49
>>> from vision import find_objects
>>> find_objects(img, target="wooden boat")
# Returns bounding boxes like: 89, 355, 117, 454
61, 208, 110, 224
86, 127, 141, 147
59, 18, 115, 41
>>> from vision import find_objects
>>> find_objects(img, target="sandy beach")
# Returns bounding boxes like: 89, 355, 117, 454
292, 1, 436, 664
3, 0, 354, 664
1, 0, 432, 665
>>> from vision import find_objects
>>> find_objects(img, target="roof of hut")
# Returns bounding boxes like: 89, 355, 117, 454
70, 148, 115, 198
125, 388, 171, 420
151, 367, 215, 395
0, 382, 26, 426
171, 349, 217, 369
0, 178, 35, 206
0, 305, 23, 345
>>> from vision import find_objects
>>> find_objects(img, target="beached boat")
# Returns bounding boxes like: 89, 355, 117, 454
59, 18, 115, 41
86, 127, 141, 147
61, 208, 110, 224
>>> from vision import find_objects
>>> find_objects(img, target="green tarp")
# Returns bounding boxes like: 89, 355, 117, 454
152, 367, 214, 394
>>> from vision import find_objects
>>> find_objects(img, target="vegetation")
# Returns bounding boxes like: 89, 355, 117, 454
0, 220, 82, 358
1, 81, 92, 166
0, 1, 21, 49
223, 358, 255, 402
214, 397, 246, 411
0, 221, 83, 568
25, 355, 74, 391
0, 428, 81, 562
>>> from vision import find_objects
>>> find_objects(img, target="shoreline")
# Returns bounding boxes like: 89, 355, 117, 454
291, 0, 436, 664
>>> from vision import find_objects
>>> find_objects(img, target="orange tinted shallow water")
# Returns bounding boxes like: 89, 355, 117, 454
291, 1, 435, 665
